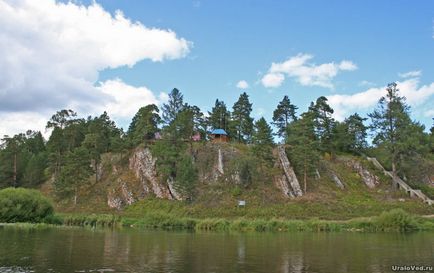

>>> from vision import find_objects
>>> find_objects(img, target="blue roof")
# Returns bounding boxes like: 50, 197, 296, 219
211, 129, 228, 135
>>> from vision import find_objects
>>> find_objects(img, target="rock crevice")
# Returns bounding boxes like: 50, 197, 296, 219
129, 147, 172, 199
276, 145, 303, 197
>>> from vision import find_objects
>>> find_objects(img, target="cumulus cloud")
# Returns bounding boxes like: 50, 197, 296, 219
425, 109, 434, 118
261, 73, 285, 88
0, 112, 49, 138
327, 78, 434, 120
399, 70, 422, 78
236, 80, 249, 89
96, 79, 160, 119
261, 53, 357, 89
0, 0, 191, 136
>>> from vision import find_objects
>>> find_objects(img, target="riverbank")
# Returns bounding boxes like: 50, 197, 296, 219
56, 208, 434, 233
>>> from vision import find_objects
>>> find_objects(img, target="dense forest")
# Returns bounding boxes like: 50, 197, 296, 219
1, 83, 433, 202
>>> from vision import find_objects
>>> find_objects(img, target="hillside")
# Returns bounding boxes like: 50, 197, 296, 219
43, 142, 434, 220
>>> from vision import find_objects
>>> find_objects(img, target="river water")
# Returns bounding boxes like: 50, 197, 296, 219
0, 226, 433, 273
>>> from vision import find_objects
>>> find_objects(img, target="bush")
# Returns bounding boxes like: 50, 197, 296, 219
0, 188, 56, 223
375, 209, 418, 232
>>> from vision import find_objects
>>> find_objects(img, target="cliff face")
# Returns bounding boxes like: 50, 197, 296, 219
129, 147, 173, 199
62, 143, 432, 211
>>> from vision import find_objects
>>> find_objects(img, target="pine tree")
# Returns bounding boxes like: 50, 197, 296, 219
46, 109, 78, 129
309, 96, 336, 154
0, 135, 27, 187
368, 82, 412, 179
232, 92, 254, 143
252, 117, 274, 165
174, 154, 197, 201
333, 113, 367, 154
208, 99, 231, 131
189, 105, 207, 139
22, 153, 47, 187
55, 147, 94, 205
128, 104, 161, 146
272, 95, 297, 138
161, 88, 185, 126
82, 112, 122, 182
286, 111, 320, 193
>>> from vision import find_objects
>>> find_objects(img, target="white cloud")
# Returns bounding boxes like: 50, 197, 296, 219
327, 78, 434, 120
261, 53, 357, 89
425, 109, 434, 118
96, 79, 161, 119
0, 112, 49, 138
236, 80, 249, 89
399, 70, 422, 78
261, 73, 285, 88
0, 0, 191, 136
359, 80, 375, 87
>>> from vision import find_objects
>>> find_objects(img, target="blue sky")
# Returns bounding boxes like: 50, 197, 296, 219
0, 0, 433, 135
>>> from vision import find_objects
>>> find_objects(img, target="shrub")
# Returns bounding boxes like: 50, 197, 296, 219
375, 209, 418, 232
0, 188, 57, 223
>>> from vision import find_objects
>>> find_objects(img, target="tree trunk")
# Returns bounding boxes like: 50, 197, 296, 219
95, 161, 99, 184
303, 159, 307, 193
391, 161, 397, 188
74, 188, 78, 207
13, 152, 17, 188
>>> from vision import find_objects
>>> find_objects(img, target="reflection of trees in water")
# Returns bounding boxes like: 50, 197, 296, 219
1, 228, 434, 272
281, 252, 304, 273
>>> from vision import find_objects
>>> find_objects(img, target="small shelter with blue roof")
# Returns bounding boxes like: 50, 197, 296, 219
210, 129, 229, 143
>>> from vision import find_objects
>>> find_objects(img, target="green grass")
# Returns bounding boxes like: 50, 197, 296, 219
56, 209, 434, 233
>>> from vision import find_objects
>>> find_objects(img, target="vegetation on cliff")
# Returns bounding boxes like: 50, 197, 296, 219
0, 82, 433, 222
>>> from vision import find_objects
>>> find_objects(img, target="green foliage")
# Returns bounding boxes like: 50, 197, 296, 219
161, 88, 186, 125
0, 188, 56, 223
60, 213, 119, 227
208, 99, 231, 131
369, 83, 413, 174
252, 117, 274, 165
152, 113, 198, 200
333, 113, 368, 155
22, 152, 48, 187
286, 111, 320, 192
127, 104, 161, 146
231, 92, 254, 143
374, 209, 418, 232
54, 147, 94, 204
236, 156, 256, 187
309, 96, 336, 154
174, 155, 198, 200
272, 95, 297, 138
0, 131, 48, 188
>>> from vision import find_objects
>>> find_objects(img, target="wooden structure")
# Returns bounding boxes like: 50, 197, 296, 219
210, 129, 229, 143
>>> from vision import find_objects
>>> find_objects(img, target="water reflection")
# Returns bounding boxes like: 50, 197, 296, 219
0, 227, 433, 273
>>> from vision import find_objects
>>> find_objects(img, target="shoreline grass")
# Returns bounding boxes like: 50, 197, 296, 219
26, 209, 430, 233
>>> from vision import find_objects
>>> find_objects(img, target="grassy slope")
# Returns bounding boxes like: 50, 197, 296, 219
45, 143, 433, 221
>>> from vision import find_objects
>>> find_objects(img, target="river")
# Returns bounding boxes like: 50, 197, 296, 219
0, 226, 433, 273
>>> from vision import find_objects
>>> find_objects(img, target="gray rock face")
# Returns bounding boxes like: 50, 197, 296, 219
167, 177, 182, 200
277, 145, 303, 197
217, 148, 224, 175
275, 174, 295, 198
107, 189, 123, 210
331, 172, 345, 189
129, 147, 172, 199
347, 160, 379, 188
121, 182, 135, 205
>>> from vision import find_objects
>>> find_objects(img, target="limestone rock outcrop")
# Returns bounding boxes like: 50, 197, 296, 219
129, 147, 172, 199
276, 145, 303, 197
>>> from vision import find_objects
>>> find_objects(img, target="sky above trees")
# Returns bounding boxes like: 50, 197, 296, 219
1, 0, 433, 136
